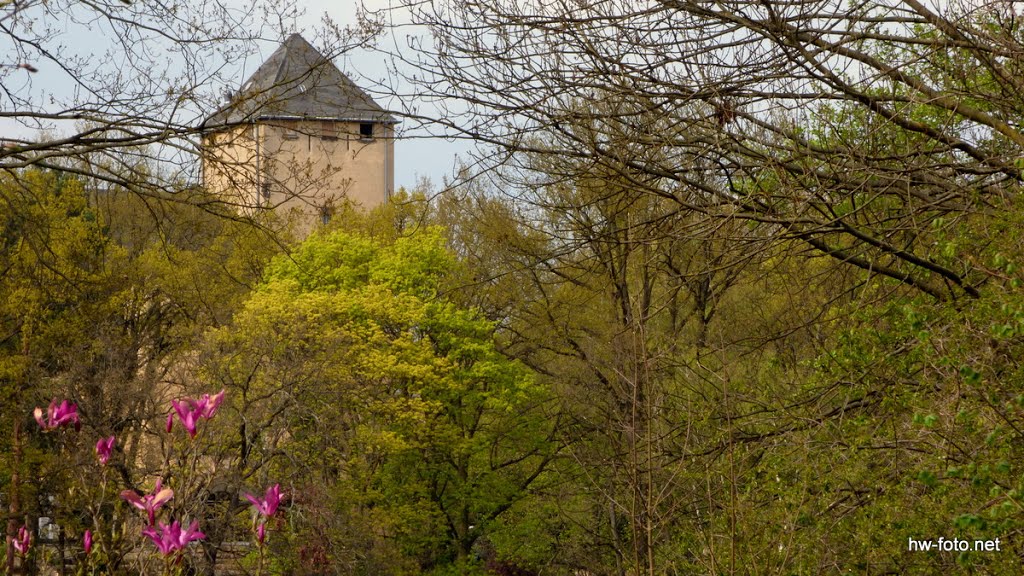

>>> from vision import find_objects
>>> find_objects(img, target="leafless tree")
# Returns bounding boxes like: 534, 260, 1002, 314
381, 0, 1024, 301
356, 2, 1024, 572
0, 0, 382, 213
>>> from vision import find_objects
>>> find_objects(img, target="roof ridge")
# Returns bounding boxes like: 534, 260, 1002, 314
273, 44, 289, 85
203, 34, 398, 128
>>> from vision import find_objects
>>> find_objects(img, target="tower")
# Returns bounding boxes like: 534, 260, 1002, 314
202, 34, 397, 229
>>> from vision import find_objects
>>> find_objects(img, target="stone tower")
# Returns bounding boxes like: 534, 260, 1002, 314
202, 34, 397, 229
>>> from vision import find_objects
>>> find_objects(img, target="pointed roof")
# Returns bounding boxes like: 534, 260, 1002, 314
204, 34, 397, 127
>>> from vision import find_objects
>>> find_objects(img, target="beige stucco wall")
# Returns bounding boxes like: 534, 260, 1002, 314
201, 125, 261, 210
202, 119, 394, 232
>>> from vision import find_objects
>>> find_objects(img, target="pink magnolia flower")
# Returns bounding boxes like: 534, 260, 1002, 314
120, 479, 174, 525
141, 520, 205, 556
244, 483, 281, 518
33, 399, 80, 431
95, 436, 115, 465
167, 390, 226, 438
169, 399, 199, 438
197, 390, 226, 419
83, 530, 93, 554
13, 525, 30, 555
256, 522, 267, 546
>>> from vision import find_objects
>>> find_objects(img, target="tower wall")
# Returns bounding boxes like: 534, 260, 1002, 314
202, 119, 395, 231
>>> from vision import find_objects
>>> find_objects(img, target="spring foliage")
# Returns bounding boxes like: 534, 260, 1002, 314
208, 226, 552, 573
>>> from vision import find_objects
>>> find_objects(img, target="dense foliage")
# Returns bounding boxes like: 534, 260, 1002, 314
8, 1, 1024, 574
204, 227, 554, 574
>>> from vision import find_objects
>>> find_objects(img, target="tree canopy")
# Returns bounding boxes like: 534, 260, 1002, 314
9, 1, 1024, 574
204, 225, 555, 574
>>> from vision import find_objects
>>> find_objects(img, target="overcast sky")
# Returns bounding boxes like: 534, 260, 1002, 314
0, 0, 470, 192
269, 0, 472, 190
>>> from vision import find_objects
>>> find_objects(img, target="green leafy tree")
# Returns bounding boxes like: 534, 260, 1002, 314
0, 168, 279, 574
205, 225, 555, 574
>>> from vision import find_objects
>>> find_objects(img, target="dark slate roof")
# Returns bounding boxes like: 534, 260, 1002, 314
204, 34, 397, 128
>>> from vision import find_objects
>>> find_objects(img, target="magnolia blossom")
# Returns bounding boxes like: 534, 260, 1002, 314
83, 530, 93, 555
256, 522, 267, 546
169, 400, 199, 438
95, 436, 115, 465
141, 520, 205, 556
167, 390, 225, 438
244, 484, 282, 518
197, 390, 225, 418
13, 525, 30, 555
33, 399, 80, 431
120, 479, 174, 525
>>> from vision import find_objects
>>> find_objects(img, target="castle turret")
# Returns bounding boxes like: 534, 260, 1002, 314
202, 34, 397, 229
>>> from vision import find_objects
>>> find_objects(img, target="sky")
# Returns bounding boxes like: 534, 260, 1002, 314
272, 0, 474, 190
0, 0, 472, 192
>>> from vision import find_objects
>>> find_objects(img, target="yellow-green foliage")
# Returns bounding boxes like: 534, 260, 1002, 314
208, 225, 553, 574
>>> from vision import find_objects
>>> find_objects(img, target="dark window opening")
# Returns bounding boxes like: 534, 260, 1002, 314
359, 123, 374, 140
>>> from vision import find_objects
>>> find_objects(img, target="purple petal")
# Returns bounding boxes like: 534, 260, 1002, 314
264, 484, 281, 516
151, 487, 174, 508
96, 436, 115, 465
184, 520, 206, 543
203, 390, 226, 419
172, 399, 194, 421
120, 490, 145, 509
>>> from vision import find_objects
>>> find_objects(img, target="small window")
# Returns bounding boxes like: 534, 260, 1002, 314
359, 123, 374, 140
282, 127, 299, 140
